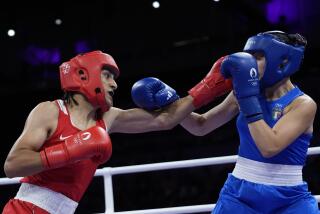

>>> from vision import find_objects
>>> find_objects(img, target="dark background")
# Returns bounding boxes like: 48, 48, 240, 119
0, 0, 319, 213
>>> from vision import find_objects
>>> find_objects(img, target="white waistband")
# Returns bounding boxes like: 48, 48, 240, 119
15, 183, 78, 214
232, 156, 303, 186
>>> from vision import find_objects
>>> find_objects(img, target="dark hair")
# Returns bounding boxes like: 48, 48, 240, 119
62, 92, 102, 119
263, 31, 307, 48
62, 91, 79, 106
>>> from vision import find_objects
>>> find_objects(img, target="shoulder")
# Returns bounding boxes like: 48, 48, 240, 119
292, 94, 316, 111
102, 107, 123, 130
287, 94, 317, 116
32, 101, 59, 117
27, 101, 59, 128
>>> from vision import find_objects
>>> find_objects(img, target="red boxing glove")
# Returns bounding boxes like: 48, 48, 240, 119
188, 56, 233, 108
40, 126, 112, 169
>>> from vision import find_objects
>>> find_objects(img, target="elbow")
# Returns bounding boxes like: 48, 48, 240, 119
4, 161, 16, 178
189, 129, 207, 136
196, 132, 207, 136
191, 116, 211, 136
3, 154, 22, 178
155, 117, 176, 130
188, 121, 210, 136
260, 150, 276, 158
184, 121, 210, 136
162, 121, 176, 130
254, 137, 283, 158
259, 147, 281, 158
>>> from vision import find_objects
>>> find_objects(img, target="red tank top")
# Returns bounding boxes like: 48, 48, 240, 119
21, 100, 108, 202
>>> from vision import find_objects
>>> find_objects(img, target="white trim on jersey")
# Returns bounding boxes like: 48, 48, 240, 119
57, 99, 68, 115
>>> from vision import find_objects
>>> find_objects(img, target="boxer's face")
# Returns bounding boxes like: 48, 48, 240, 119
252, 52, 266, 79
101, 68, 117, 107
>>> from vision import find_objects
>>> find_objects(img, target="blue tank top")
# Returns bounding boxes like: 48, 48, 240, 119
236, 86, 312, 165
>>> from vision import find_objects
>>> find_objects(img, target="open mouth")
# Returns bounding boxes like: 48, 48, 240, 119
108, 91, 114, 97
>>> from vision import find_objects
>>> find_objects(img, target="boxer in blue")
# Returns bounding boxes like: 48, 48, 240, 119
132, 31, 318, 214
202, 31, 317, 214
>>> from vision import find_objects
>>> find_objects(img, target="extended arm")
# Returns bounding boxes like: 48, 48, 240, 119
108, 95, 195, 133
180, 92, 239, 136
108, 56, 232, 134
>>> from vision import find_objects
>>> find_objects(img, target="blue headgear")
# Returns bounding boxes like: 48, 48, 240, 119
243, 31, 305, 88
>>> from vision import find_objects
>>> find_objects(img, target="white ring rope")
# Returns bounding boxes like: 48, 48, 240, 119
1, 146, 320, 214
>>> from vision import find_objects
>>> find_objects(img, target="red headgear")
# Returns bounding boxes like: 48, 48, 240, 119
59, 50, 120, 112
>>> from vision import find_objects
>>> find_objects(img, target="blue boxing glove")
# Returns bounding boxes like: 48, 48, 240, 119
131, 77, 180, 110
221, 52, 263, 123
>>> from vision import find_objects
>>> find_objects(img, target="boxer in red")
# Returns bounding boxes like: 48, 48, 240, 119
3, 50, 231, 213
